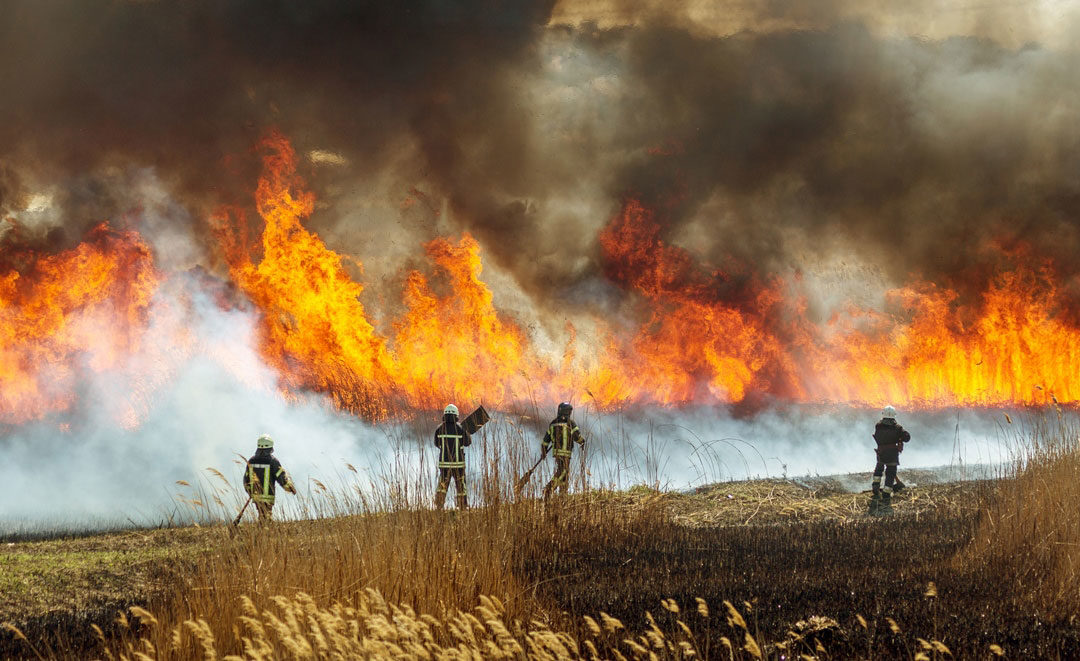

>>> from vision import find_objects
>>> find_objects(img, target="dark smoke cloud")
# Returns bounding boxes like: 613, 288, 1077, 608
548, 17, 1080, 323
0, 0, 557, 251
2, 0, 1079, 323
0, 163, 27, 220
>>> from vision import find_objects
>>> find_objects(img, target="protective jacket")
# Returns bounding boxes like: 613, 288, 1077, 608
243, 449, 294, 504
873, 418, 911, 449
434, 417, 471, 469
542, 416, 583, 458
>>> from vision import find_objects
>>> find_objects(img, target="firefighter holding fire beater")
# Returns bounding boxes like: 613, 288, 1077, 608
541, 402, 585, 501
434, 404, 471, 510
869, 405, 910, 514
243, 434, 297, 521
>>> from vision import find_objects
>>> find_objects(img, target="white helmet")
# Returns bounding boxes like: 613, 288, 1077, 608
257, 434, 274, 449
443, 404, 459, 417
880, 405, 897, 419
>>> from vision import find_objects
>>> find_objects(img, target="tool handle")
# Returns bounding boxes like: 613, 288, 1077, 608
232, 495, 252, 526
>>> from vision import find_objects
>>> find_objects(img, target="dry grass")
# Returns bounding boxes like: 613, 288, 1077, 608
7, 411, 1080, 658
963, 410, 1080, 618
82, 584, 970, 660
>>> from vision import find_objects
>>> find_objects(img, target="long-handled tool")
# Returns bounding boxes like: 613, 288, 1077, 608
232, 495, 252, 526
514, 456, 545, 497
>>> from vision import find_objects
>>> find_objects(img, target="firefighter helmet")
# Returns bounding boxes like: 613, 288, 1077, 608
257, 434, 274, 449
557, 401, 573, 417
881, 405, 897, 419
444, 404, 459, 417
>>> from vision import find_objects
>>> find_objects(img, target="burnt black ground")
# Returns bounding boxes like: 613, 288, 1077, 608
517, 508, 1080, 659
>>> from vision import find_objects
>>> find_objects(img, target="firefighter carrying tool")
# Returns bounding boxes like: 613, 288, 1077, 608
242, 434, 297, 522
869, 405, 911, 515
435, 404, 471, 510
541, 402, 585, 501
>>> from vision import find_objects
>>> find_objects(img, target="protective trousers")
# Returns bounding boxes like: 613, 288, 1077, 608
872, 446, 900, 497
435, 467, 467, 510
543, 456, 571, 501
255, 501, 273, 521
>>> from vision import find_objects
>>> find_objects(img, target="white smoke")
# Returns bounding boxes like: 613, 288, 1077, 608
0, 271, 412, 535
571, 404, 1014, 491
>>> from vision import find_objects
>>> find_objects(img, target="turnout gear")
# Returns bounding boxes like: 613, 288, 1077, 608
869, 415, 911, 513
541, 406, 584, 501
243, 444, 296, 521
434, 411, 471, 510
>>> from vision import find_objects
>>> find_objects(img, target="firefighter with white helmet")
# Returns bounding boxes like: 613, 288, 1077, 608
434, 404, 471, 510
541, 402, 585, 501
243, 434, 297, 521
869, 405, 911, 514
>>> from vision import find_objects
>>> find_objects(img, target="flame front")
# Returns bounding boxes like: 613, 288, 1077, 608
5, 133, 1079, 427
215, 134, 1080, 414
817, 265, 1080, 407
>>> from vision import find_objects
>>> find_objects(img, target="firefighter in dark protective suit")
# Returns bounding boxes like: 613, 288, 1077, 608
243, 434, 297, 521
869, 405, 910, 514
542, 402, 585, 501
434, 404, 471, 510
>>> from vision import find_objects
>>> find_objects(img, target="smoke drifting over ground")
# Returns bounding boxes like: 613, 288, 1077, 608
1, 1, 1077, 528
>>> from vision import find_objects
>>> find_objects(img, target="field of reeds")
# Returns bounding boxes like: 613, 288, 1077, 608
3, 411, 1080, 659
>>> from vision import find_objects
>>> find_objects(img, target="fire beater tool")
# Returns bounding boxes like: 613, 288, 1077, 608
462, 405, 490, 435
232, 495, 252, 526
514, 456, 544, 496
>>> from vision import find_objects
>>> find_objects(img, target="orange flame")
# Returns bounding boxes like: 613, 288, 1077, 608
0, 224, 160, 424
13, 132, 1070, 427
816, 264, 1080, 407
215, 132, 558, 416
214, 134, 1080, 416
588, 199, 802, 406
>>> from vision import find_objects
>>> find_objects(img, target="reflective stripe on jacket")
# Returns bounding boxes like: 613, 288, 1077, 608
434, 419, 471, 468
542, 417, 582, 457
243, 450, 292, 504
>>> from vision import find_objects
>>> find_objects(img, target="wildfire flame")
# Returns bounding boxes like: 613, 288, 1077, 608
0, 224, 159, 424
215, 132, 558, 417
4, 132, 1077, 427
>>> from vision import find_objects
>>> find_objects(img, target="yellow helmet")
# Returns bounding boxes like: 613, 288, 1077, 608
257, 434, 274, 449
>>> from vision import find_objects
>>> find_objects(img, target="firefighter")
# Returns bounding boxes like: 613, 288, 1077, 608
243, 434, 297, 521
541, 402, 585, 501
434, 404, 471, 510
869, 405, 910, 514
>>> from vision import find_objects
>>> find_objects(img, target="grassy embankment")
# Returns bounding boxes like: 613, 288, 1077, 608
3, 413, 1080, 659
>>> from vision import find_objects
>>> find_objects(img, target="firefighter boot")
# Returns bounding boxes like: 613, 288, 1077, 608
877, 493, 893, 514
892, 479, 906, 492
868, 493, 880, 515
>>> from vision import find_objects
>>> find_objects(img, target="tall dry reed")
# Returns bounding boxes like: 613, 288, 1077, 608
964, 408, 1080, 617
